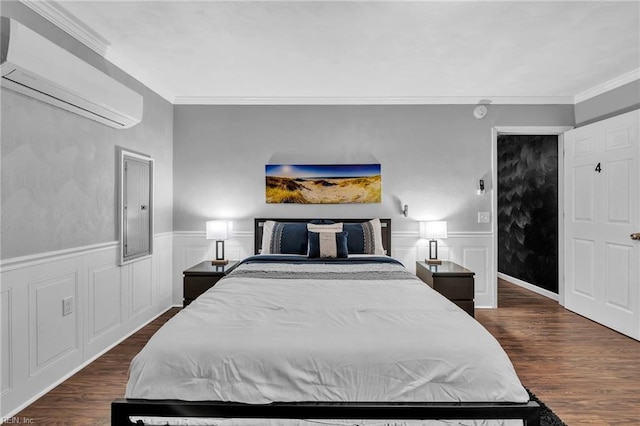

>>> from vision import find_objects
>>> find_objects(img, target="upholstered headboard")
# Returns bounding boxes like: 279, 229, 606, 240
254, 218, 392, 255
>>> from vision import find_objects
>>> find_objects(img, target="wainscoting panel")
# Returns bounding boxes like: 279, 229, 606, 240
0, 233, 173, 418
88, 262, 122, 343
392, 246, 418, 272
28, 271, 79, 376
390, 232, 420, 273
1, 289, 12, 396
84, 246, 127, 362
155, 237, 173, 305
461, 245, 491, 305
130, 258, 153, 316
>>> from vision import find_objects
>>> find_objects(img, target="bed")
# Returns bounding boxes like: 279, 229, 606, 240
112, 218, 540, 426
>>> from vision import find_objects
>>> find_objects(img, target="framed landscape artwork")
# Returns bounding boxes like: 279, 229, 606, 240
265, 164, 382, 204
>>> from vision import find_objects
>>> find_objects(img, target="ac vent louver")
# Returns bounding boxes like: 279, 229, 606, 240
1, 17, 143, 129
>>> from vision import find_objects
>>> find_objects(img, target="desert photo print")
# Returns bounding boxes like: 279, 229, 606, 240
265, 164, 382, 204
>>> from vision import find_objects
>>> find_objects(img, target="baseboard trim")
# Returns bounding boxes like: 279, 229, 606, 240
498, 272, 559, 301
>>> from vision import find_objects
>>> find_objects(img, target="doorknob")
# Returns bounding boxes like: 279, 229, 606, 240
631, 233, 640, 241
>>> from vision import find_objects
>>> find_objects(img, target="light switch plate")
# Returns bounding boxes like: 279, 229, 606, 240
478, 212, 491, 223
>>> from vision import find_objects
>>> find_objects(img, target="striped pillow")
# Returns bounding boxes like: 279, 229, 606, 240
307, 231, 349, 258
260, 221, 309, 254
342, 219, 386, 255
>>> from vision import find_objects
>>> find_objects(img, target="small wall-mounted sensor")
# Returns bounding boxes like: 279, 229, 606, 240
473, 105, 488, 119
478, 179, 485, 195
402, 204, 409, 217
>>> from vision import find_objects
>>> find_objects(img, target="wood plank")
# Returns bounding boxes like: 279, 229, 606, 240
12, 279, 640, 425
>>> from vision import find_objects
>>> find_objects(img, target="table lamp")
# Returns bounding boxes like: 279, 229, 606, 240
420, 221, 447, 265
206, 220, 232, 265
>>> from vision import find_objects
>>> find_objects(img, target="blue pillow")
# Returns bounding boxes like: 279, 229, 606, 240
342, 222, 379, 254
308, 231, 349, 258
269, 222, 309, 254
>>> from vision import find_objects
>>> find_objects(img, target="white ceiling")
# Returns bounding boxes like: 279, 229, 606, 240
27, 1, 640, 104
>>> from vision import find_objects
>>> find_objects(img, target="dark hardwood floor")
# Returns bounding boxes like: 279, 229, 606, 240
476, 279, 640, 425
10, 279, 640, 425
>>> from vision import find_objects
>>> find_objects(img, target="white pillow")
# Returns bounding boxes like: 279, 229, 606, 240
307, 223, 343, 232
368, 218, 386, 255
259, 220, 276, 254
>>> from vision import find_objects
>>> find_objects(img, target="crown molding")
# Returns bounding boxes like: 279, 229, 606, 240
173, 95, 575, 106
574, 69, 640, 104
20, 0, 109, 56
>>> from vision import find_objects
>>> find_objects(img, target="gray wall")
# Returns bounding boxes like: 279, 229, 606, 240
1, 2, 174, 259
575, 80, 640, 126
173, 104, 574, 234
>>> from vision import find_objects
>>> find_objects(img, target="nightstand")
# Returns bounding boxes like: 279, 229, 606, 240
416, 261, 475, 317
183, 260, 238, 307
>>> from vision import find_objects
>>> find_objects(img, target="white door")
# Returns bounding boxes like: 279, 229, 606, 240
122, 155, 152, 263
564, 110, 640, 340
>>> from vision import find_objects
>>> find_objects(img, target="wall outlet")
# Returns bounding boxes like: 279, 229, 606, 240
478, 211, 491, 223
62, 296, 73, 316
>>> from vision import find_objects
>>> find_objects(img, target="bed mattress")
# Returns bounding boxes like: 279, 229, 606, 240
126, 256, 528, 408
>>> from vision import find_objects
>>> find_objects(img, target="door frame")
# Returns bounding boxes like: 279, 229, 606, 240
491, 126, 573, 307
118, 148, 155, 266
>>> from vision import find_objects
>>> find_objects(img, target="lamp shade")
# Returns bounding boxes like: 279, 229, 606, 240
420, 221, 448, 239
206, 220, 232, 240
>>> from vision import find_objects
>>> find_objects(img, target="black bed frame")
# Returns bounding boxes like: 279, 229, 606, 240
111, 218, 540, 426
111, 399, 541, 425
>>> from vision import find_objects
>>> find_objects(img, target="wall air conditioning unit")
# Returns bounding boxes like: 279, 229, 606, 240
0, 17, 142, 129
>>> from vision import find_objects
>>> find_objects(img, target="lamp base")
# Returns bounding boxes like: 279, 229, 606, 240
211, 259, 229, 266
426, 259, 442, 265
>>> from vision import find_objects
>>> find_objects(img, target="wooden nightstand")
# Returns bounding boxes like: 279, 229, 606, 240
416, 261, 475, 317
183, 260, 238, 307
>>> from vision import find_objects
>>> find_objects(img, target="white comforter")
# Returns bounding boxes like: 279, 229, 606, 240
126, 261, 528, 406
